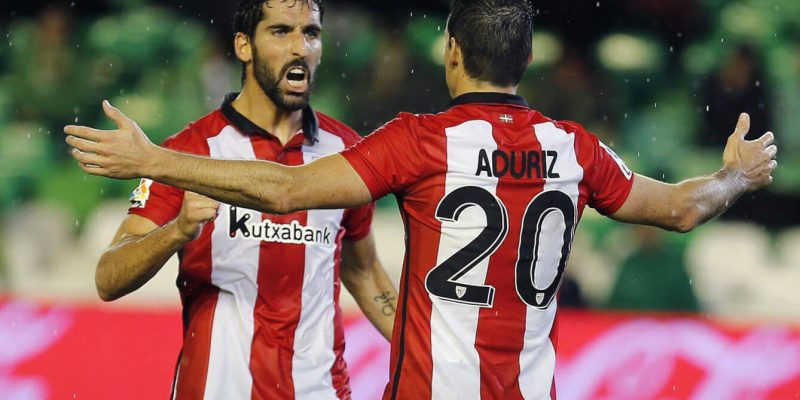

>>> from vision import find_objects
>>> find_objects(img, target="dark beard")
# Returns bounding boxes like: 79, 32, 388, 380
252, 47, 314, 111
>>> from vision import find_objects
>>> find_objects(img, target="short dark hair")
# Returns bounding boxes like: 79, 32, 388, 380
233, 0, 324, 83
447, 0, 534, 87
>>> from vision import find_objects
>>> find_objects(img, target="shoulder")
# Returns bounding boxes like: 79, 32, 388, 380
161, 109, 231, 154
315, 111, 362, 146
549, 118, 597, 141
534, 115, 602, 148
374, 111, 428, 134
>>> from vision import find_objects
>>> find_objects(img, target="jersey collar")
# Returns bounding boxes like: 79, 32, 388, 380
447, 92, 529, 109
220, 92, 319, 143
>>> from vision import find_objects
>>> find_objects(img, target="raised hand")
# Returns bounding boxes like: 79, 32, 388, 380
64, 100, 157, 179
722, 113, 778, 192
176, 191, 220, 241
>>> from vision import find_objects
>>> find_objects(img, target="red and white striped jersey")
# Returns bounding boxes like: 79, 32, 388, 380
341, 92, 634, 400
129, 93, 374, 400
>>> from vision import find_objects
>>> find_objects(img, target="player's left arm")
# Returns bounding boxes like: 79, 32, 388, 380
64, 101, 372, 214
610, 113, 777, 232
339, 231, 397, 341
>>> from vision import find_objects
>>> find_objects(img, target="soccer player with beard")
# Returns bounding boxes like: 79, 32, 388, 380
66, 0, 778, 398
79, 1, 397, 399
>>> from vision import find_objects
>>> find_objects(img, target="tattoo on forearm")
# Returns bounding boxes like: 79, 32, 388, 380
374, 291, 396, 316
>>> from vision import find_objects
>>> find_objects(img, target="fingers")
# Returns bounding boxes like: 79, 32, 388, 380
71, 149, 109, 176
77, 161, 108, 176
65, 135, 103, 154
767, 159, 778, 175
185, 203, 219, 224
184, 192, 220, 207
64, 125, 109, 142
197, 209, 219, 223
756, 131, 775, 146
730, 112, 750, 140
191, 201, 220, 212
70, 148, 106, 167
102, 100, 133, 129
183, 192, 220, 224
765, 144, 778, 160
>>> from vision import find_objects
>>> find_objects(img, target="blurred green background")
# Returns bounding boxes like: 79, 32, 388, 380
1, 0, 799, 319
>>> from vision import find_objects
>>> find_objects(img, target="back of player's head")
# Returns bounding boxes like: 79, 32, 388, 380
447, 0, 533, 87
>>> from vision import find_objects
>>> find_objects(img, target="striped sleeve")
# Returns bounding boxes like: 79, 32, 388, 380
340, 113, 423, 200
570, 123, 634, 215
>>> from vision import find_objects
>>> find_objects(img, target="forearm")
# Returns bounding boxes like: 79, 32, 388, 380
343, 266, 397, 341
671, 168, 749, 231
145, 146, 294, 214
96, 220, 189, 301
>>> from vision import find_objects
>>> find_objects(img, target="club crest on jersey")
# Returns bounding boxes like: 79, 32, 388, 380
228, 206, 332, 246
599, 141, 633, 180
455, 286, 466, 299
129, 178, 153, 208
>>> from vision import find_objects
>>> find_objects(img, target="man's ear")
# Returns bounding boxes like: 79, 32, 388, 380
234, 32, 252, 63
448, 36, 460, 69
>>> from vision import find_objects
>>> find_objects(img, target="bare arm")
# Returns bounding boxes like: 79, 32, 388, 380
339, 231, 397, 341
611, 113, 777, 232
64, 101, 372, 214
147, 149, 371, 214
96, 192, 219, 301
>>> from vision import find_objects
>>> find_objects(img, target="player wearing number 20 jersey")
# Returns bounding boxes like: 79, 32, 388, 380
341, 92, 634, 399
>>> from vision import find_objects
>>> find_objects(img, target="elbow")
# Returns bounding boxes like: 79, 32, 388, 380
339, 268, 359, 292
671, 205, 702, 233
95, 284, 118, 302
95, 265, 120, 302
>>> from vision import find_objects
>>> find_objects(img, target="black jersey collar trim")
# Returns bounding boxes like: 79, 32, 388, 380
221, 92, 318, 143
447, 92, 529, 109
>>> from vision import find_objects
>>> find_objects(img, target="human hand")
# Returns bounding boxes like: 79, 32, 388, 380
64, 100, 159, 179
176, 191, 220, 241
722, 113, 778, 192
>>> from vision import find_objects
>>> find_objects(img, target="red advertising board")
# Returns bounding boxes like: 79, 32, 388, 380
2, 299, 799, 399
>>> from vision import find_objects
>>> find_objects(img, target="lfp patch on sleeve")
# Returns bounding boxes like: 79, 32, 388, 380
599, 141, 633, 180
129, 178, 153, 208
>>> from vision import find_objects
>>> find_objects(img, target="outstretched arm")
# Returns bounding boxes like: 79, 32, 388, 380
65, 101, 373, 214
611, 113, 777, 232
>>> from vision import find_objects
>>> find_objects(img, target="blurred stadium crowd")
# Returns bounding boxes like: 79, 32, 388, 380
1, 0, 799, 321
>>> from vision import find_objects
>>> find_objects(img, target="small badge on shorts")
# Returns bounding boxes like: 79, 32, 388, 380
130, 178, 153, 208
455, 286, 466, 299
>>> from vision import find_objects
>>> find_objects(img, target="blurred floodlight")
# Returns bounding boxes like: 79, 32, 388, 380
597, 33, 662, 72
682, 44, 717, 75
531, 31, 563, 68
88, 17, 120, 49
111, 95, 163, 130
431, 33, 447, 65
720, 2, 769, 40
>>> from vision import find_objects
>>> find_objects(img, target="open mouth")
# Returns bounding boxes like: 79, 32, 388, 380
285, 67, 308, 90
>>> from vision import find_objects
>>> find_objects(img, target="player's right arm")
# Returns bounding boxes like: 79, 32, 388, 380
65, 102, 373, 214
95, 192, 218, 301
610, 113, 777, 232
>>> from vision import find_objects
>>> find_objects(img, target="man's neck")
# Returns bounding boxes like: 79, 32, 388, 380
231, 83, 304, 145
451, 78, 518, 99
